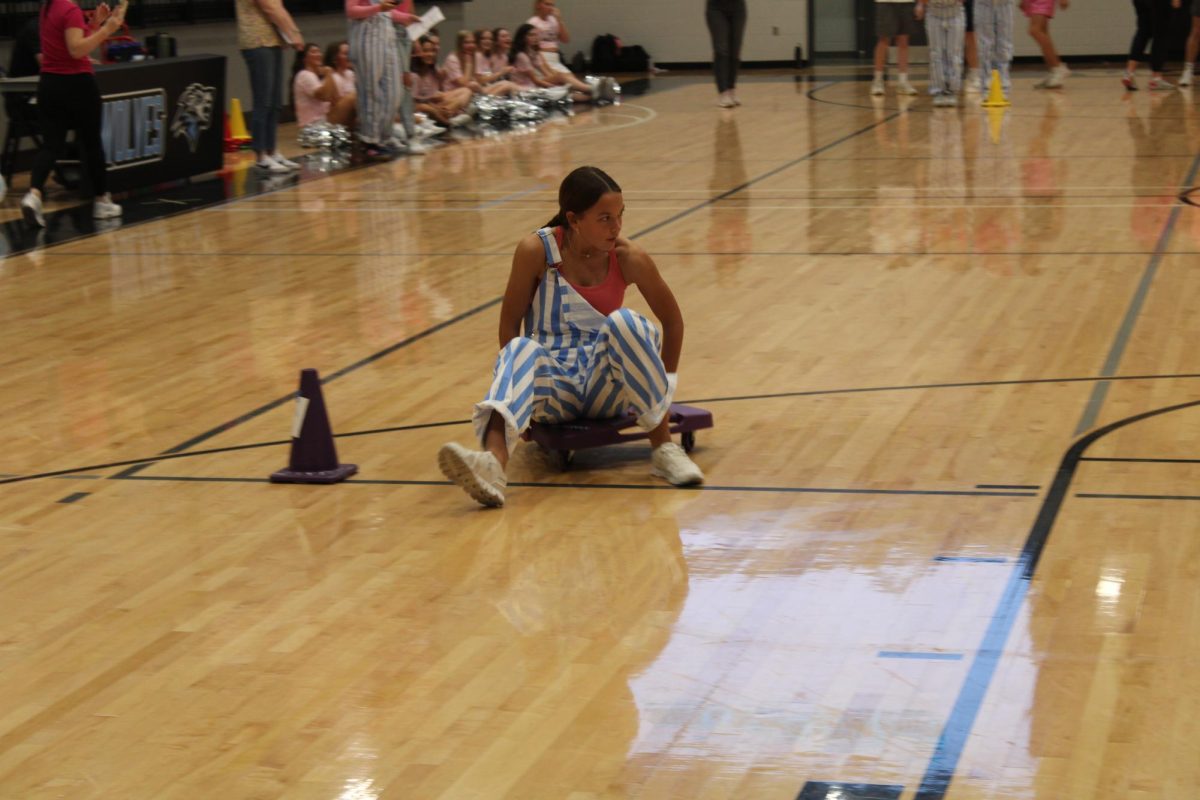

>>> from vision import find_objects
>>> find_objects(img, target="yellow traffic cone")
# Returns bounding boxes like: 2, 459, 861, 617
981, 69, 1010, 108
229, 97, 252, 143
986, 107, 1007, 144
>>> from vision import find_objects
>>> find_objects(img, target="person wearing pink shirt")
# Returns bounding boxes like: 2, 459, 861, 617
490, 28, 514, 76
346, 0, 418, 156
444, 30, 521, 96
292, 42, 356, 127
511, 24, 594, 101
410, 36, 474, 125
526, 0, 572, 73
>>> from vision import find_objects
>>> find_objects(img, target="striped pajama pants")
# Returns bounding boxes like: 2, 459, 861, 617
975, 0, 1014, 92
926, 6, 965, 95
474, 309, 674, 455
349, 13, 401, 145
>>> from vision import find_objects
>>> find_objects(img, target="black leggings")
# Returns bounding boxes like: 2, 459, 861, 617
706, 0, 747, 93
31, 72, 108, 196
1128, 0, 1173, 73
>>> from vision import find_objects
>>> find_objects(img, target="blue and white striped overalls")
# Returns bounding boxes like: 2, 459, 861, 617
473, 228, 675, 454
349, 8, 401, 146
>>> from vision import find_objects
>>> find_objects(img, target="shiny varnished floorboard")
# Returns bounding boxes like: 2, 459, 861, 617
3, 70, 1200, 799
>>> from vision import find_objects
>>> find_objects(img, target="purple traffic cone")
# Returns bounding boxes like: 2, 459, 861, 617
270, 368, 358, 484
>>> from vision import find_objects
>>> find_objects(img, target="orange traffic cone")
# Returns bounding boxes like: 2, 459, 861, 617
270, 369, 358, 484
229, 97, 252, 147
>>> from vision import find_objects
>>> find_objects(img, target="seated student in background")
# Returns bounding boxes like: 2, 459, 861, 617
489, 27, 514, 75
292, 41, 356, 127
410, 36, 474, 126
510, 24, 594, 102
475, 28, 512, 81
443, 30, 521, 96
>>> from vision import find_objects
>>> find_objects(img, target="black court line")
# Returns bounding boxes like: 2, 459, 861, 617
1073, 152, 1200, 435
91, 111, 901, 477
1080, 455, 1200, 464
682, 371, 1200, 406
7, 371, 1200, 487
113, 472, 1035, 497
1077, 492, 1200, 501
913, 396, 1200, 799
975, 484, 1040, 490
56, 492, 90, 504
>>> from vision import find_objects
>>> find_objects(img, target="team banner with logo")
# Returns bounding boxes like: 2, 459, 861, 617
97, 55, 225, 192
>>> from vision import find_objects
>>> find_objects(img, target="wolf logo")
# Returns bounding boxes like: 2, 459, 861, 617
171, 83, 216, 153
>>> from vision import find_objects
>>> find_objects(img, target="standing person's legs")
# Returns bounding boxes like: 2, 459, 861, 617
706, 0, 734, 97
1126, 0, 1152, 80
1028, 14, 1061, 67
996, 0, 1014, 90
726, 0, 748, 99
241, 47, 272, 160
947, 9, 966, 93
1183, 2, 1200, 85
927, 16, 947, 94
264, 46, 283, 156
71, 75, 109, 198
396, 28, 417, 139
29, 75, 72, 196
964, 0, 980, 85
975, 0, 996, 89
1148, 0, 1172, 76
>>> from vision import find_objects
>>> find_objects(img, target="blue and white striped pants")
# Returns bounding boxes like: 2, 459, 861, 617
975, 0, 1014, 92
349, 14, 401, 145
926, 6, 965, 95
474, 309, 674, 454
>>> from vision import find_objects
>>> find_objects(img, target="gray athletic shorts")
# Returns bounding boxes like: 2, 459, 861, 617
876, 2, 922, 38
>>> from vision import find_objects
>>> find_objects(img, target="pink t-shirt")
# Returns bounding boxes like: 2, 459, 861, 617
511, 52, 538, 89
489, 53, 508, 75
293, 70, 328, 126
412, 70, 442, 101
443, 52, 473, 83
41, 0, 93, 75
527, 14, 560, 51
294, 68, 356, 126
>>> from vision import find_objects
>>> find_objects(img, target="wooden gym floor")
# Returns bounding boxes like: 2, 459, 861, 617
2, 67, 1200, 799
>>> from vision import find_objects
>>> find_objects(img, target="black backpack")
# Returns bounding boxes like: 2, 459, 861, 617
591, 34, 619, 72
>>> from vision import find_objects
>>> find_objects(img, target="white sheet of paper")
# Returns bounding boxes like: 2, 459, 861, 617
406, 5, 444, 39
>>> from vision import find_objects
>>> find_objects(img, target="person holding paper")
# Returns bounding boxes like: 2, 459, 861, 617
236, 0, 304, 173
346, 0, 418, 157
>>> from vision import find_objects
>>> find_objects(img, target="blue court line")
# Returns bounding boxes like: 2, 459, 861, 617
878, 651, 964, 661
914, 397, 1200, 799
1073, 152, 1200, 435
932, 556, 1009, 564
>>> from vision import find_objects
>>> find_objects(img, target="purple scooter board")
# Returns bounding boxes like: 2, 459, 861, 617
523, 403, 713, 470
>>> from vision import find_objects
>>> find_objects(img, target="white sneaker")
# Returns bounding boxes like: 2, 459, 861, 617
438, 443, 507, 507
448, 112, 473, 128
255, 158, 290, 174
870, 78, 885, 96
270, 152, 301, 170
20, 191, 44, 227
1180, 67, 1194, 87
897, 79, 919, 96
717, 91, 735, 108
404, 139, 428, 155
965, 69, 981, 92
1148, 76, 1175, 91
93, 195, 122, 219
420, 123, 446, 137
650, 442, 704, 486
1036, 64, 1070, 89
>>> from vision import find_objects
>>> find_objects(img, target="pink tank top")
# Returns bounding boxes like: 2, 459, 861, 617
553, 226, 627, 316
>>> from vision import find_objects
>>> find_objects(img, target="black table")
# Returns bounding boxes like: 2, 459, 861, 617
0, 54, 226, 193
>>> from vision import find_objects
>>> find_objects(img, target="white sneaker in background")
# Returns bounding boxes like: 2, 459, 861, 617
897, 79, 919, 96
448, 113, 473, 128
270, 152, 301, 170
404, 139, 428, 155
717, 91, 735, 107
255, 158, 290, 173
20, 191, 44, 227
92, 195, 122, 219
1037, 64, 1070, 89
965, 69, 981, 91
650, 442, 704, 487
870, 78, 885, 96
1180, 66, 1194, 87
438, 443, 507, 507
